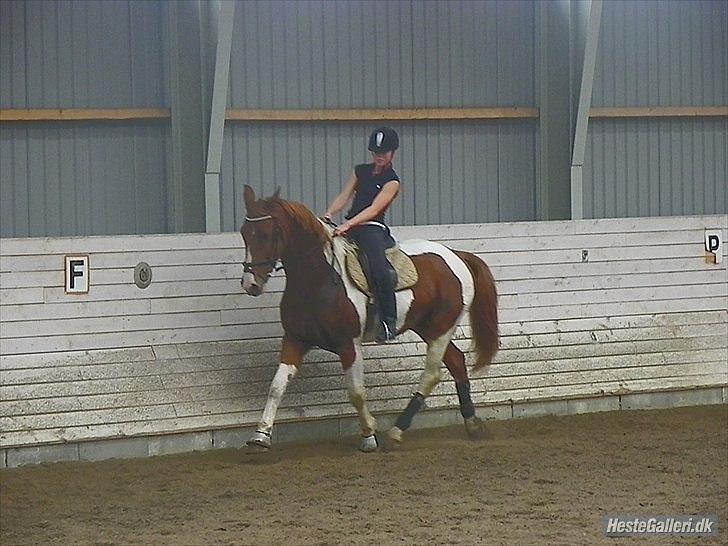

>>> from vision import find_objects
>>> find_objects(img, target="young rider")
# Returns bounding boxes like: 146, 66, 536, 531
324, 127, 401, 343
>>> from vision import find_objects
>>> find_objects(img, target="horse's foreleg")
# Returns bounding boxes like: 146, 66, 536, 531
387, 330, 450, 445
247, 335, 308, 451
246, 363, 298, 450
342, 341, 378, 452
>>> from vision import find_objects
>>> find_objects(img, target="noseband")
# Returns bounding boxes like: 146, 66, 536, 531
242, 214, 285, 277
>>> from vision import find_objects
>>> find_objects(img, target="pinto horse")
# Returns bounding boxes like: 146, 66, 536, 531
240, 185, 498, 452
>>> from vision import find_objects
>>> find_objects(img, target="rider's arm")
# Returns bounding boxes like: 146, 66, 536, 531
341, 180, 400, 229
324, 171, 358, 218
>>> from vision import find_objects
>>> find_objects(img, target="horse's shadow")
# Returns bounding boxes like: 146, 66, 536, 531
232, 421, 492, 467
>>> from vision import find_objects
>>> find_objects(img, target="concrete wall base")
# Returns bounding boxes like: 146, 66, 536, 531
1, 387, 725, 468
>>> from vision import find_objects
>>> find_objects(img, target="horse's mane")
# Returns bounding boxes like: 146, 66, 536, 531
267, 197, 330, 248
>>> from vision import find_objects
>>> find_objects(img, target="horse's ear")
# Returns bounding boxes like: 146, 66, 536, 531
272, 186, 281, 200
243, 185, 256, 210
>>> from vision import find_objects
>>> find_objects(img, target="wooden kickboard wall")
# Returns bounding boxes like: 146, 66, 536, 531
1, 215, 726, 448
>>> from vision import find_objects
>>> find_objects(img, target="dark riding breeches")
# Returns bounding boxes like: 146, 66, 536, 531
349, 224, 397, 325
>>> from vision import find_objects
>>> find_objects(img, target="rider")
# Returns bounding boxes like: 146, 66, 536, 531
324, 127, 401, 343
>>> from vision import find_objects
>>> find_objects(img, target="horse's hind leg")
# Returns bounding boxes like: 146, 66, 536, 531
442, 342, 486, 438
387, 330, 451, 445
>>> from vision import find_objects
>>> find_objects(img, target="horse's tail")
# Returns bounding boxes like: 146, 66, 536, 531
455, 250, 499, 373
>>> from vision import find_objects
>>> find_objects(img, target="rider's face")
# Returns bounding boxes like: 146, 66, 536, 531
371, 150, 394, 167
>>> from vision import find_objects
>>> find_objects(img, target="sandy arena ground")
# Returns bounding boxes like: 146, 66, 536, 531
1, 405, 726, 545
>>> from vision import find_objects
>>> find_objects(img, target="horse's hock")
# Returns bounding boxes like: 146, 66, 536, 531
0, 216, 726, 466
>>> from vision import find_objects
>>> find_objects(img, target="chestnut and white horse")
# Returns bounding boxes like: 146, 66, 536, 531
240, 185, 498, 452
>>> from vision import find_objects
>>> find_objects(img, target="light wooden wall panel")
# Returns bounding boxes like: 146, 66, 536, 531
1, 215, 726, 448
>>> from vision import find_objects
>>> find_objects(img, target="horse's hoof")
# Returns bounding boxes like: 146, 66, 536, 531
246, 431, 272, 452
464, 416, 488, 439
359, 434, 379, 453
386, 426, 403, 448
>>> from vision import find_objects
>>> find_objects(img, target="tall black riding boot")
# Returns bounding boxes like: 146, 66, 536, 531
375, 282, 397, 343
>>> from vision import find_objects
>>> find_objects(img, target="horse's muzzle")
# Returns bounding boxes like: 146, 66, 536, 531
245, 284, 262, 296
241, 273, 266, 296
241, 276, 263, 296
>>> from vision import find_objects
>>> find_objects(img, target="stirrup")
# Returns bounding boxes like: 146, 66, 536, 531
374, 322, 397, 343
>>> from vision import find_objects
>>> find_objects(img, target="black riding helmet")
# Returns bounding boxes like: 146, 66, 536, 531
368, 126, 399, 153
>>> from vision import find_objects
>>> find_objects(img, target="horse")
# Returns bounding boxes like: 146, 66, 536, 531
239, 185, 499, 452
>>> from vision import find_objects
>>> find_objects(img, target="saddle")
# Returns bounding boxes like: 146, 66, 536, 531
342, 239, 418, 297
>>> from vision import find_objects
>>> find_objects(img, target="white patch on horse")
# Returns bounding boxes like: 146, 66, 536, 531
394, 289, 414, 331
324, 227, 475, 336
398, 239, 476, 306
326, 228, 369, 334
241, 247, 257, 292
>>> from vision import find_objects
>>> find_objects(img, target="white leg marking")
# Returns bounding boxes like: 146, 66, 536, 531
417, 329, 455, 397
345, 342, 377, 438
258, 363, 298, 435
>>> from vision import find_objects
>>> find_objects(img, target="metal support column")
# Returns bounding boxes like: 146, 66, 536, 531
570, 0, 602, 220
166, 0, 206, 233
204, 0, 235, 233
538, 0, 572, 221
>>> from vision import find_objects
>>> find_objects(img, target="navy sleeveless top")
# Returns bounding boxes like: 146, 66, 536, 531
345, 163, 400, 223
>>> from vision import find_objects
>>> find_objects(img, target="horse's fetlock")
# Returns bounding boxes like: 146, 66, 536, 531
387, 426, 403, 444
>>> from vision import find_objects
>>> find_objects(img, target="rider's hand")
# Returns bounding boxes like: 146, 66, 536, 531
334, 222, 353, 237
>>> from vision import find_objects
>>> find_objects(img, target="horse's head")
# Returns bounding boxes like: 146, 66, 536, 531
240, 185, 331, 296
240, 185, 283, 296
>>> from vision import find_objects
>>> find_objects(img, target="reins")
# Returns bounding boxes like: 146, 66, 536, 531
320, 216, 340, 270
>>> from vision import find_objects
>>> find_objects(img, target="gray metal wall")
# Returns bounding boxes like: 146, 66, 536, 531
221, 0, 538, 230
222, 121, 538, 229
0, 0, 170, 237
585, 117, 727, 218
227, 0, 536, 109
584, 0, 728, 218
0, 123, 170, 237
2, 0, 727, 237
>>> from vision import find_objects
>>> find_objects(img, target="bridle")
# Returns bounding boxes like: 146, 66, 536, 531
242, 214, 285, 277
